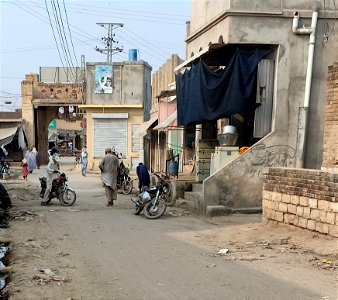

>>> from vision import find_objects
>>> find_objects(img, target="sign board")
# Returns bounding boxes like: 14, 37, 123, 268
48, 119, 57, 130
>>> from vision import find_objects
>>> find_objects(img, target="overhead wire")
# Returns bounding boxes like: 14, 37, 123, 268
50, 0, 76, 79
43, 0, 66, 69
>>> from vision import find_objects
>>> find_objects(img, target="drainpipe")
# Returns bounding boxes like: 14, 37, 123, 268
292, 11, 318, 168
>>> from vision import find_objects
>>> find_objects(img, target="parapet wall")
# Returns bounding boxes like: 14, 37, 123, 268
262, 168, 338, 237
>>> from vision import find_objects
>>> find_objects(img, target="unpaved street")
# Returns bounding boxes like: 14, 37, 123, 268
0, 159, 337, 299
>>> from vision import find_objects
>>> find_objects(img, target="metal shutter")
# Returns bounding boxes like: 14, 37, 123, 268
94, 118, 127, 158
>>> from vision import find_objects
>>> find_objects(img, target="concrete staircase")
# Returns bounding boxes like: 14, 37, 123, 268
176, 182, 203, 213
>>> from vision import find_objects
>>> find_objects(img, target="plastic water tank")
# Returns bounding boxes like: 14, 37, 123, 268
129, 49, 138, 61
168, 160, 178, 176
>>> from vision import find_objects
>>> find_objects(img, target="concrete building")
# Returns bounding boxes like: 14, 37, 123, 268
175, 0, 337, 213
79, 61, 152, 171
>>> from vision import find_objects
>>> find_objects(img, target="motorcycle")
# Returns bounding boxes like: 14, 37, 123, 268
0, 162, 10, 177
39, 172, 77, 206
131, 172, 169, 219
117, 161, 133, 195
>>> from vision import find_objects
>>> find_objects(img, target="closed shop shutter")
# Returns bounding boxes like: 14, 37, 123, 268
94, 118, 127, 158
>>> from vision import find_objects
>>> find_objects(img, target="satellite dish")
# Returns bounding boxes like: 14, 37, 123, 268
58, 107, 64, 114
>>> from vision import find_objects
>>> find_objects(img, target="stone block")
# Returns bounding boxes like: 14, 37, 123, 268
322, 223, 329, 234
281, 194, 291, 203
290, 195, 300, 205
328, 202, 338, 213
318, 200, 329, 211
275, 211, 284, 222
299, 196, 309, 206
307, 220, 316, 230
287, 204, 297, 215
310, 209, 320, 221
326, 212, 336, 225
271, 192, 282, 202
296, 206, 304, 217
262, 191, 272, 201
308, 198, 318, 209
279, 202, 288, 213
291, 215, 299, 226
283, 213, 291, 224
315, 222, 323, 233
319, 210, 327, 223
298, 217, 308, 228
328, 224, 338, 237
303, 207, 311, 218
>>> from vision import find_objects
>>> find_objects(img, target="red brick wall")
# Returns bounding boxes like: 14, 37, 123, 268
262, 168, 338, 237
322, 63, 338, 170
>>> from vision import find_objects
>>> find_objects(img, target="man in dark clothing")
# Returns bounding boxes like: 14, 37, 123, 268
136, 162, 150, 191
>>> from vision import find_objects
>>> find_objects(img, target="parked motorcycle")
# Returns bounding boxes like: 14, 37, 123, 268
0, 162, 10, 177
131, 172, 169, 219
117, 161, 133, 195
39, 172, 76, 206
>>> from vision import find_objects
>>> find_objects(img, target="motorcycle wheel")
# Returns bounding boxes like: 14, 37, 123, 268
143, 198, 166, 219
60, 188, 77, 206
134, 205, 143, 215
163, 181, 176, 204
122, 180, 133, 195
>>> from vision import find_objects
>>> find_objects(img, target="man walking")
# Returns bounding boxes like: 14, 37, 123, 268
99, 148, 119, 207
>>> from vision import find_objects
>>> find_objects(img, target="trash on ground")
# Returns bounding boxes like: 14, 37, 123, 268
218, 249, 230, 255
206, 263, 216, 268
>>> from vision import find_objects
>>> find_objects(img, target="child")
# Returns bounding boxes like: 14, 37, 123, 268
21, 158, 29, 180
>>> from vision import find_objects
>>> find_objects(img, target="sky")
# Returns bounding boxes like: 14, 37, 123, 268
0, 0, 191, 111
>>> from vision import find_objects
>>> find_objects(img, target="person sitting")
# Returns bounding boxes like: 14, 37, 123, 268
136, 162, 150, 192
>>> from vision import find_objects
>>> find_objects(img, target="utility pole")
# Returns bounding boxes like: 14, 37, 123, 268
95, 23, 123, 62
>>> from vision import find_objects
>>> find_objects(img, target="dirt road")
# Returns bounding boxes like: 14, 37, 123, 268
0, 159, 337, 299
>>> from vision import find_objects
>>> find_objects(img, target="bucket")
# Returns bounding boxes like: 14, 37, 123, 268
129, 49, 138, 61
168, 160, 178, 176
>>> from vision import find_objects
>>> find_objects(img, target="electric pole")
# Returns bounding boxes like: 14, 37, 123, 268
95, 23, 123, 62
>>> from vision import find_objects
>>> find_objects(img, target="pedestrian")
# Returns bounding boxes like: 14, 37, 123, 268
21, 158, 29, 180
31, 147, 40, 169
136, 162, 150, 191
99, 148, 119, 207
41, 153, 60, 205
81, 146, 88, 177
67, 141, 73, 154
25, 148, 36, 173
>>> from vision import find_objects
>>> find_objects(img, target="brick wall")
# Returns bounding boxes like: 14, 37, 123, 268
262, 168, 338, 237
322, 63, 338, 171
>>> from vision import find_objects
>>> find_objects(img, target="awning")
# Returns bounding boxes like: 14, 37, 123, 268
154, 111, 177, 130
133, 114, 158, 138
0, 123, 20, 146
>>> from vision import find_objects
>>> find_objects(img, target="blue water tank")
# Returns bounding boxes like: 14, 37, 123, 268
129, 49, 138, 61
168, 160, 178, 177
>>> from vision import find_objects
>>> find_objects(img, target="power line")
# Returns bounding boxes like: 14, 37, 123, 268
62, 0, 79, 66
43, 0, 66, 68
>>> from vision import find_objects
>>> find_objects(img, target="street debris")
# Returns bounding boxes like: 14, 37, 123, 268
206, 264, 216, 268
68, 209, 81, 212
11, 210, 38, 220
218, 249, 229, 255
33, 268, 70, 284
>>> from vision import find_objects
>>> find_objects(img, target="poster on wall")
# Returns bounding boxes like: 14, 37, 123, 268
95, 65, 113, 94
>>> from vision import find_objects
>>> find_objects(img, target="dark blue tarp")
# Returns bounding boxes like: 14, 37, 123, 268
176, 48, 271, 126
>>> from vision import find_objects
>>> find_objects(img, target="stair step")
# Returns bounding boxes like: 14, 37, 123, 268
176, 198, 196, 213
192, 183, 203, 192
184, 191, 202, 202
